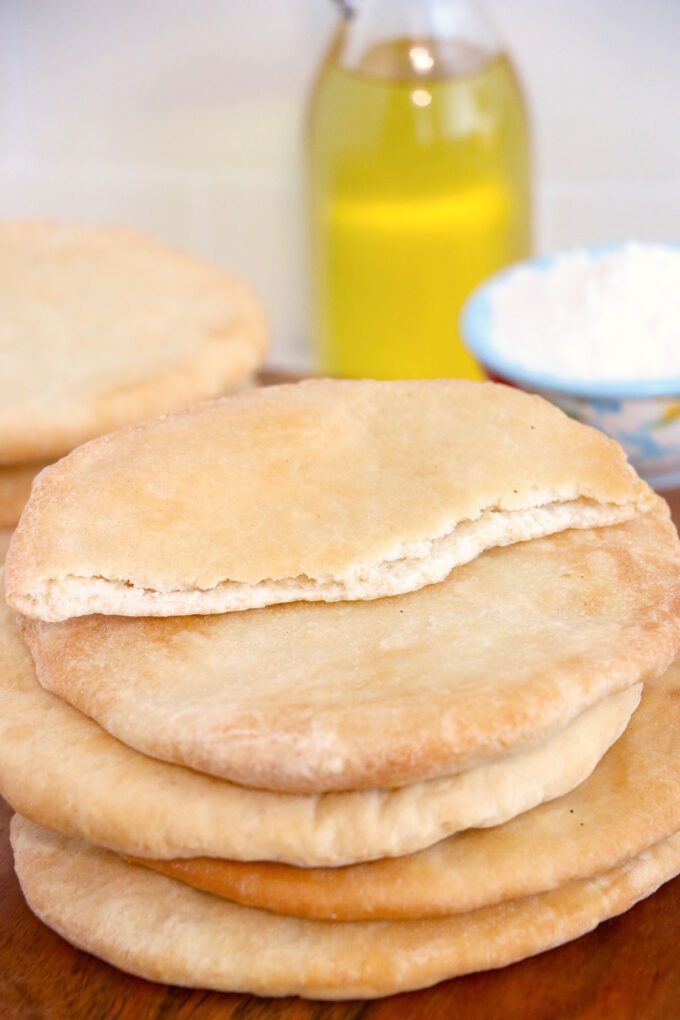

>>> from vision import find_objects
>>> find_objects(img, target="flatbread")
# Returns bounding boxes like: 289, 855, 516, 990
0, 220, 267, 465
0, 590, 639, 865
131, 666, 680, 919
5, 378, 653, 622
20, 503, 680, 792
0, 461, 47, 528
12, 816, 680, 1000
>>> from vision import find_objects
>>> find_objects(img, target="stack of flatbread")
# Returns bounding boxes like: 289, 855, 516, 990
3, 378, 680, 1000
0, 220, 267, 556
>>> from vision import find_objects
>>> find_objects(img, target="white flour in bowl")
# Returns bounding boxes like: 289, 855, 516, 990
489, 242, 680, 382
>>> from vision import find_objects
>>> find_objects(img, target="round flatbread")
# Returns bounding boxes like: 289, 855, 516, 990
12, 816, 680, 1000
0, 591, 638, 865
19, 502, 680, 792
132, 665, 680, 919
0, 220, 267, 465
5, 378, 653, 622
0, 461, 47, 528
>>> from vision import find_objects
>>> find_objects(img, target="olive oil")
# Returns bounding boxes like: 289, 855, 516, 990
306, 35, 531, 379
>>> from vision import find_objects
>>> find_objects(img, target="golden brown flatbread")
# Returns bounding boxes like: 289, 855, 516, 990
0, 220, 267, 466
12, 816, 680, 1000
6, 378, 653, 622
0, 589, 638, 865
20, 503, 680, 792
131, 665, 680, 920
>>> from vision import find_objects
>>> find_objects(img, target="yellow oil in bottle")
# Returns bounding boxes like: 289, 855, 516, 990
306, 35, 531, 379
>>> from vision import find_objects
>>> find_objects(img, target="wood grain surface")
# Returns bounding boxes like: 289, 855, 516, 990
2, 426, 680, 1018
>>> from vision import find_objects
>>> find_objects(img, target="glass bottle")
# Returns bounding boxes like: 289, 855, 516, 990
306, 0, 531, 379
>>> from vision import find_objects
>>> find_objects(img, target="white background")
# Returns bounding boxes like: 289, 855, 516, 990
1, 0, 678, 367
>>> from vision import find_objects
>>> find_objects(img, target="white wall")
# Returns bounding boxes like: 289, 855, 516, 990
1, 0, 678, 368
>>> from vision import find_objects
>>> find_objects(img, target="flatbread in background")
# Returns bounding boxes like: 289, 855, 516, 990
0, 461, 47, 528
6, 377, 654, 622
0, 588, 639, 865
0, 220, 267, 465
132, 667, 680, 920
20, 503, 680, 792
12, 816, 680, 1000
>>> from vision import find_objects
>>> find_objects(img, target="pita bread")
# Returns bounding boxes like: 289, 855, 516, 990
131, 666, 680, 919
20, 503, 680, 792
12, 816, 680, 1000
0, 591, 639, 865
5, 378, 653, 622
0, 220, 267, 466
0, 461, 47, 528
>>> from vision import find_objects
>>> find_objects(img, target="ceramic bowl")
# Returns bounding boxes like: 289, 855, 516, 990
461, 248, 680, 490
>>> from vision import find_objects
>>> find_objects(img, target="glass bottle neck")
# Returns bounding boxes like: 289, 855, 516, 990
335, 0, 502, 77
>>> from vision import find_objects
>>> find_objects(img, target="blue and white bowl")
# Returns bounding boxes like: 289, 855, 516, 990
461, 247, 680, 491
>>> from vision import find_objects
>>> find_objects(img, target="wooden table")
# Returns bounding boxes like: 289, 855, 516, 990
2, 486, 680, 1019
